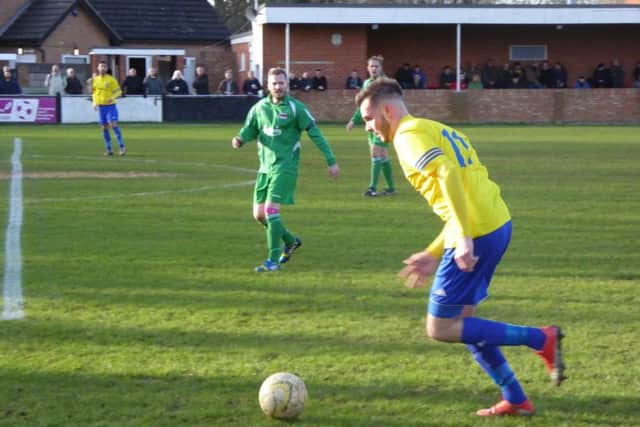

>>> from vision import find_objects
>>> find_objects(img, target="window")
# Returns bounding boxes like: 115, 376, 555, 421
61, 55, 89, 64
509, 45, 547, 61
240, 53, 246, 72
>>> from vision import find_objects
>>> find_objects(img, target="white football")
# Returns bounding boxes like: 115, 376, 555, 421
258, 372, 308, 419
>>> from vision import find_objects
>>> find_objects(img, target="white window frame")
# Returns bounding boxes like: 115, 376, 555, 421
239, 53, 247, 72
61, 54, 90, 64
509, 45, 548, 61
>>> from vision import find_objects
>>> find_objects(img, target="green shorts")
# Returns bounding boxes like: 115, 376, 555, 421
367, 132, 387, 147
253, 172, 297, 205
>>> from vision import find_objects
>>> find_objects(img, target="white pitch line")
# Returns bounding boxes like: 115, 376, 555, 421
2, 138, 24, 320
28, 154, 257, 174
24, 180, 256, 204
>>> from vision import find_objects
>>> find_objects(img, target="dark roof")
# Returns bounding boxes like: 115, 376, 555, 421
0, 0, 229, 44
1, 0, 75, 43
87, 0, 230, 42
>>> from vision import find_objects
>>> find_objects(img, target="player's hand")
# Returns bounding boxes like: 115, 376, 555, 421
231, 136, 243, 149
328, 164, 340, 178
399, 251, 439, 289
454, 236, 479, 272
345, 121, 354, 132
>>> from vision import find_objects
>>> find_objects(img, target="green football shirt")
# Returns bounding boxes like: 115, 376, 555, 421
238, 95, 336, 175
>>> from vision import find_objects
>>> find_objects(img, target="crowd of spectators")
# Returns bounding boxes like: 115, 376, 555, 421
3, 59, 640, 96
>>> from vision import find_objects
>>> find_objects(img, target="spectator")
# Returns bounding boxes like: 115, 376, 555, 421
550, 62, 567, 88
507, 74, 528, 89
498, 63, 512, 89
289, 72, 301, 90
64, 67, 83, 94
144, 67, 164, 95
539, 61, 553, 88
345, 70, 363, 90
439, 65, 455, 89
242, 70, 262, 95
0, 68, 21, 94
481, 58, 500, 89
592, 63, 611, 88
633, 62, 640, 88
217, 69, 239, 95
451, 70, 468, 90
467, 73, 483, 90
574, 75, 591, 89
395, 63, 414, 89
610, 59, 625, 88
526, 63, 543, 89
121, 68, 145, 95
192, 65, 210, 95
299, 71, 313, 92
166, 70, 189, 95
44, 64, 66, 95
412, 65, 427, 89
311, 69, 327, 91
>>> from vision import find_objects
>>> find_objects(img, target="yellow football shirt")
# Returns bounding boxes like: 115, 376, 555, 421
392, 115, 510, 256
92, 74, 121, 107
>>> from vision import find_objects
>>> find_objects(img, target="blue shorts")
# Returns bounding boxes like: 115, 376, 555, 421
98, 104, 119, 125
428, 221, 512, 318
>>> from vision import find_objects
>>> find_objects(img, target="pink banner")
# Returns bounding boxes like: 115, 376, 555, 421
0, 97, 57, 123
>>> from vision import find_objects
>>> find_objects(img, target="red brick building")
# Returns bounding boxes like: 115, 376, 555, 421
0, 0, 232, 93
236, 3, 640, 89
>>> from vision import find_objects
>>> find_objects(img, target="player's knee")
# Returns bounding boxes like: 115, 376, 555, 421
426, 319, 454, 342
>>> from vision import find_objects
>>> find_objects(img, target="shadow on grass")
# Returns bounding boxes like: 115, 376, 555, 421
1, 369, 637, 427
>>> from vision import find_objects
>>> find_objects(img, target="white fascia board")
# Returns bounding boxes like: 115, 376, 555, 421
231, 34, 253, 45
258, 6, 640, 25
89, 48, 186, 56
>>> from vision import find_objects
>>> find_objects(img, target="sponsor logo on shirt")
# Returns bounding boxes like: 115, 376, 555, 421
278, 112, 288, 120
263, 126, 282, 137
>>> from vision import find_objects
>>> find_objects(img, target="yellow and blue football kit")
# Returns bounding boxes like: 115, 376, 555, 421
391, 114, 564, 411
91, 73, 125, 154
392, 115, 511, 314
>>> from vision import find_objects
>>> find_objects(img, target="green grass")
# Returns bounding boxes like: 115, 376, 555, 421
0, 123, 639, 427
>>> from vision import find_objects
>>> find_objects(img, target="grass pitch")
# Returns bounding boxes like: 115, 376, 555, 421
0, 123, 639, 426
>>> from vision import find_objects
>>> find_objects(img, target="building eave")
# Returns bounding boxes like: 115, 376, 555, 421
257, 5, 640, 25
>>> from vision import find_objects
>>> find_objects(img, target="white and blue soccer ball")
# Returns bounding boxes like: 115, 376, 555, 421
258, 372, 308, 419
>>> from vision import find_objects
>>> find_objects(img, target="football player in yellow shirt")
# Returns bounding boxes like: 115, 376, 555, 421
356, 78, 565, 417
92, 61, 125, 156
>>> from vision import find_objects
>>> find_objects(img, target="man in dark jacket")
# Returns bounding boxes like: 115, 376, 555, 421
0, 68, 21, 94
242, 70, 262, 95
121, 68, 145, 95
144, 67, 164, 95
592, 63, 611, 88
64, 68, 83, 94
394, 63, 414, 89
311, 69, 327, 91
193, 65, 210, 95
217, 69, 239, 95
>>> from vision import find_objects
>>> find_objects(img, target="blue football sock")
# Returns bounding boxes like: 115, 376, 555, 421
102, 129, 112, 151
113, 126, 124, 148
467, 344, 527, 404
462, 317, 545, 350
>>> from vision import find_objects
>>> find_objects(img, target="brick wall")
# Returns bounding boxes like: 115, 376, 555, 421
42, 5, 110, 63
291, 89, 640, 124
262, 23, 640, 90
263, 24, 368, 89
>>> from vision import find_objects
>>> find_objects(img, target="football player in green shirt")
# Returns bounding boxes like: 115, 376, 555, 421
232, 67, 340, 272
346, 55, 396, 197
